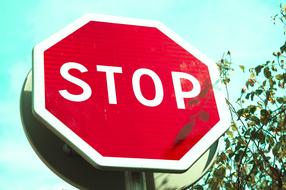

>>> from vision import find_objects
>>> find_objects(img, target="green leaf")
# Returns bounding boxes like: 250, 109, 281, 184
276, 97, 286, 104
226, 130, 234, 138
250, 116, 260, 125
225, 138, 231, 148
262, 80, 267, 87
234, 150, 243, 162
250, 92, 255, 101
255, 89, 263, 96
248, 121, 257, 126
271, 65, 277, 71
225, 182, 234, 190
239, 65, 245, 72
260, 109, 268, 116
237, 109, 244, 118
272, 143, 281, 157
255, 65, 264, 75
248, 105, 257, 113
275, 74, 283, 80
246, 93, 251, 100
257, 131, 265, 143
214, 166, 226, 180
269, 78, 275, 89
263, 67, 272, 79
230, 122, 238, 131
265, 91, 270, 106
280, 41, 286, 52
193, 185, 204, 190
208, 178, 219, 190
266, 136, 274, 146
260, 109, 270, 124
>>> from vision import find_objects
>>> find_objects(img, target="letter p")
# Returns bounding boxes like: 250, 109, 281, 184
171, 72, 201, 109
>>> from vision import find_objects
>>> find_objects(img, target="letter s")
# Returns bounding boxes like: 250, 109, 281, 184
59, 62, 92, 102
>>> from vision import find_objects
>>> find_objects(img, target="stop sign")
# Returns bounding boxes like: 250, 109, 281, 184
33, 14, 229, 172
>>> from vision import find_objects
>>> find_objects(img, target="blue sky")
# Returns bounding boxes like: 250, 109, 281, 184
0, 0, 284, 189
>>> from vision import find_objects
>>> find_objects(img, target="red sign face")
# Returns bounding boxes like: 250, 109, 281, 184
33, 15, 229, 171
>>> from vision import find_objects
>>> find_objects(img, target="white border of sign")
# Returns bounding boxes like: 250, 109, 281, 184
33, 14, 230, 172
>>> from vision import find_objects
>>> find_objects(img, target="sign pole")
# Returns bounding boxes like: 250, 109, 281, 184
125, 171, 155, 190
125, 171, 147, 190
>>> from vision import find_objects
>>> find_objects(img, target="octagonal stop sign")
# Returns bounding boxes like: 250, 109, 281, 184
33, 15, 229, 172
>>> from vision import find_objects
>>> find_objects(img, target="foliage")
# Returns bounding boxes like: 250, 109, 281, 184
191, 4, 286, 190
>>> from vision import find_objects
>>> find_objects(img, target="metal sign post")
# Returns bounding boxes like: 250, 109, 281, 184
125, 171, 146, 190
